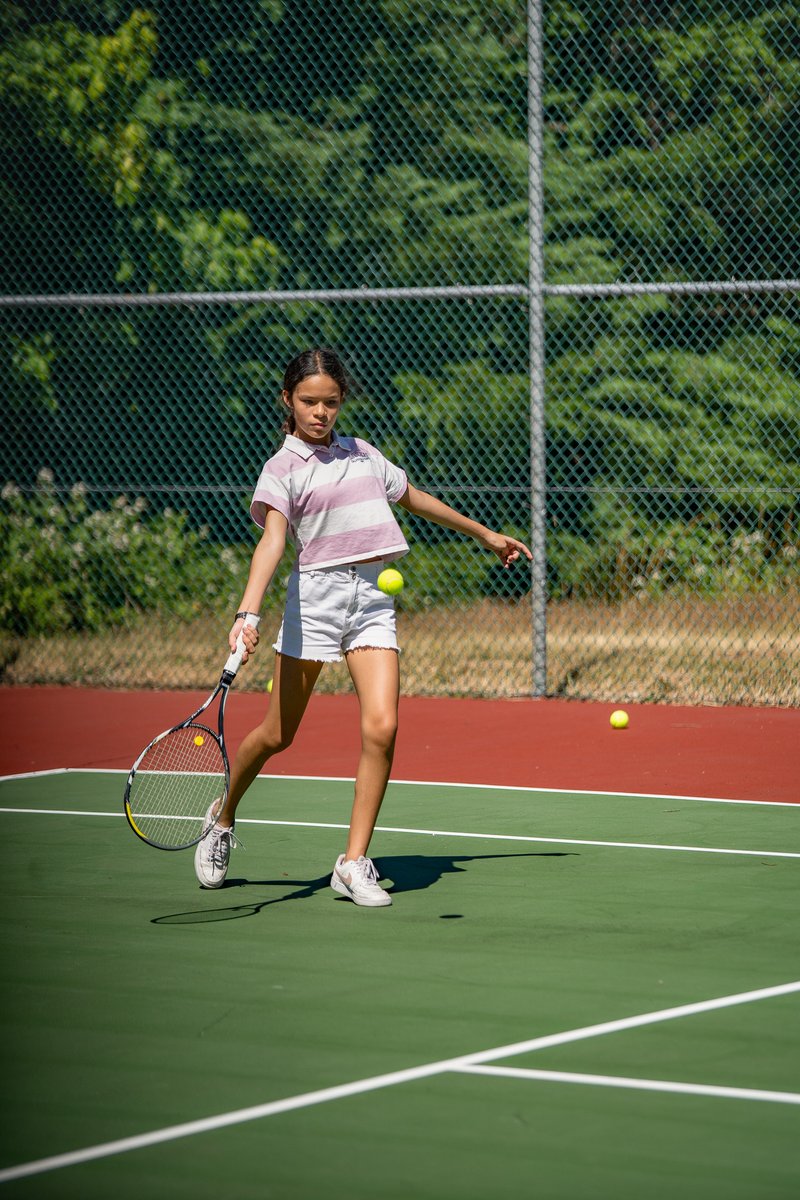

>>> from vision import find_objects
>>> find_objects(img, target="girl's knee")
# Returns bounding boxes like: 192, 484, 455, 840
254, 722, 297, 757
362, 712, 398, 752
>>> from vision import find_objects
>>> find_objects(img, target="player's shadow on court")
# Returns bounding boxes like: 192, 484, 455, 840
374, 852, 573, 895
150, 850, 574, 926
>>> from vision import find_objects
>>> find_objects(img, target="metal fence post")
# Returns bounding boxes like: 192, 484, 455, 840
527, 0, 547, 696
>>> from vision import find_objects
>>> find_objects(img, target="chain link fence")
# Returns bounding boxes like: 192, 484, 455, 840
1, 1, 798, 705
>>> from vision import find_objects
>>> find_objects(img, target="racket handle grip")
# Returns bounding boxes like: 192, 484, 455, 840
223, 612, 261, 679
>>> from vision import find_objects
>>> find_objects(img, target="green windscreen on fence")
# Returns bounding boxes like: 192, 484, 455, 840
1, 2, 798, 705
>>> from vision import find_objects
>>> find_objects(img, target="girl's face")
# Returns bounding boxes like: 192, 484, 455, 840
284, 372, 343, 445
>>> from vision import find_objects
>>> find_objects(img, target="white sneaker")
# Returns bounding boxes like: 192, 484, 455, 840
331, 855, 392, 907
194, 800, 236, 889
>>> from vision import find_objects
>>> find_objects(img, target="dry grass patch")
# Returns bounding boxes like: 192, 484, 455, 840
547, 593, 800, 706
2, 592, 798, 706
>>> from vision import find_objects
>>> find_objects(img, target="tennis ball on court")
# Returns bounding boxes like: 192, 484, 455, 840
267, 678, 273, 693
377, 568, 404, 595
194, 734, 204, 746
610, 709, 629, 730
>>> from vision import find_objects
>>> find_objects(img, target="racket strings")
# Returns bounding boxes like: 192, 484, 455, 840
128, 725, 226, 849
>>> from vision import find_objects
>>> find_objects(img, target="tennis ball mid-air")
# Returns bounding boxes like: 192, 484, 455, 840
266, 678, 273, 693
610, 709, 629, 730
193, 734, 204, 746
377, 568, 404, 595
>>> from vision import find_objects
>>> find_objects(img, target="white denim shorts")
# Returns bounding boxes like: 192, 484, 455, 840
274, 561, 400, 663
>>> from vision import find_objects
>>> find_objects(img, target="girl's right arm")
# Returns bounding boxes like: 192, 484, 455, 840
228, 508, 288, 656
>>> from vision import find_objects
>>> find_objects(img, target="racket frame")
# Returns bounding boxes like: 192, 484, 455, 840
123, 614, 260, 851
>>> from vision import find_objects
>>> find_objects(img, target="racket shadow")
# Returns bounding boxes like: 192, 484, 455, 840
151, 872, 332, 925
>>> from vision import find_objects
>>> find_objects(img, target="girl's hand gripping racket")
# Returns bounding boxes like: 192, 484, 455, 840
123, 614, 260, 850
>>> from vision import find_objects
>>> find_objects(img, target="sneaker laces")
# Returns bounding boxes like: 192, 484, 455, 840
352, 856, 379, 884
205, 824, 243, 867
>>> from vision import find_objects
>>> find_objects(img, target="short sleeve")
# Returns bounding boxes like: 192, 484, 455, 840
250, 457, 291, 529
381, 454, 408, 503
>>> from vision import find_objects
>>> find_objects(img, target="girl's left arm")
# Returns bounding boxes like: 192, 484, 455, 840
397, 484, 532, 569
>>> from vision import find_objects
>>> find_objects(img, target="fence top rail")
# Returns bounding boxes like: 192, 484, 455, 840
1, 280, 799, 308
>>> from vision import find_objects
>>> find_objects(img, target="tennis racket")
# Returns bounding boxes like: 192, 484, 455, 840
123, 614, 260, 851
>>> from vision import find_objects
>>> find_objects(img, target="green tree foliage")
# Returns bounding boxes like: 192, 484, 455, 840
0, 0, 798, 613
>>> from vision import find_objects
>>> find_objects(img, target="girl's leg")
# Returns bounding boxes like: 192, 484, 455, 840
218, 653, 324, 827
342, 647, 400, 860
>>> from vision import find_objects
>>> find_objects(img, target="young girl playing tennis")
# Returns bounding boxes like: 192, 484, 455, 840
195, 347, 532, 905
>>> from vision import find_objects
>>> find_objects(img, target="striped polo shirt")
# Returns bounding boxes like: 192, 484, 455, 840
250, 431, 410, 570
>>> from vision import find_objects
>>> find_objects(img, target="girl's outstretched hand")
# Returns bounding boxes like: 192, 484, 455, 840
479, 531, 533, 568
229, 617, 260, 663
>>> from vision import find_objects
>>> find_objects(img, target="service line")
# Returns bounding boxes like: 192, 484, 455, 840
0, 805, 799, 860
0, 806, 799, 860
456, 1064, 800, 1106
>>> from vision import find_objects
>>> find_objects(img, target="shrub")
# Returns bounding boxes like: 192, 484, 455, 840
0, 472, 253, 635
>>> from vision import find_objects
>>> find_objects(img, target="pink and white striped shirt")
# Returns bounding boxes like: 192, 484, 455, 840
250, 431, 410, 570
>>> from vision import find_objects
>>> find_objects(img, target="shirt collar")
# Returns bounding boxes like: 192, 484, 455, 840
283, 429, 348, 460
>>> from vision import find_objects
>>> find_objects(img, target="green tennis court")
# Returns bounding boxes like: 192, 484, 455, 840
1, 770, 798, 1198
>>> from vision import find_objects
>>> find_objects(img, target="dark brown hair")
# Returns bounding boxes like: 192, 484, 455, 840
282, 348, 351, 433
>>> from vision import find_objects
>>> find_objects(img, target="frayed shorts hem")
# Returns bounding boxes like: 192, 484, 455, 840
273, 643, 401, 665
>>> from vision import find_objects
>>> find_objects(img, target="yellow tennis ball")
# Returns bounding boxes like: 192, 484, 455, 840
610, 709, 629, 730
266, 678, 273, 693
193, 734, 204, 746
377, 568, 404, 595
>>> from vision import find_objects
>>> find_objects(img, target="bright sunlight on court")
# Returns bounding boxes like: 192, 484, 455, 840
1, 771, 798, 1198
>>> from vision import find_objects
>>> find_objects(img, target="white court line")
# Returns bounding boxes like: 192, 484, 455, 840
1, 766, 796, 807
1, 979, 798, 1184
456, 1065, 800, 1107
1, 806, 799, 859
0, 767, 68, 783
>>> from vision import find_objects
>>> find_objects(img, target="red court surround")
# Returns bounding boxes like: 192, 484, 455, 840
2, 687, 797, 803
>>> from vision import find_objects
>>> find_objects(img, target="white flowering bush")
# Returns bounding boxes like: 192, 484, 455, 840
548, 502, 799, 602
1, 471, 251, 634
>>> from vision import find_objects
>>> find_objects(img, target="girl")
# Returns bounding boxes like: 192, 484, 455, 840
195, 347, 532, 905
